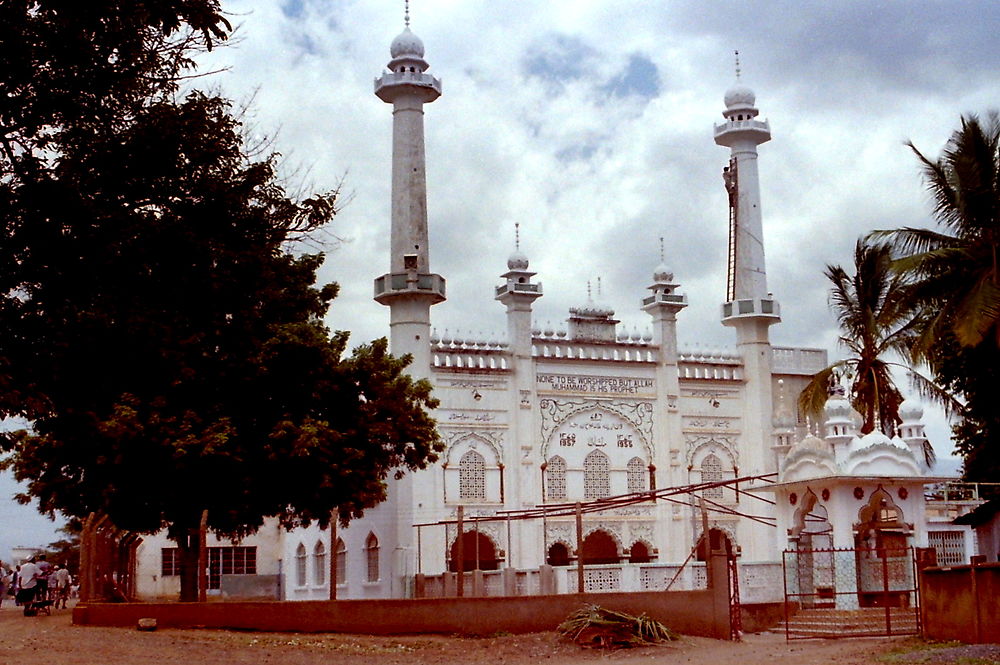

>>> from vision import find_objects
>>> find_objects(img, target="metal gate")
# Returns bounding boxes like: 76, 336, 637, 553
781, 546, 920, 639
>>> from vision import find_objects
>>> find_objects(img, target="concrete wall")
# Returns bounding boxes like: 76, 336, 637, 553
920, 562, 1000, 643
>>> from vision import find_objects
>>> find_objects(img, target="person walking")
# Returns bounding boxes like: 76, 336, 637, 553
51, 565, 71, 609
17, 557, 40, 616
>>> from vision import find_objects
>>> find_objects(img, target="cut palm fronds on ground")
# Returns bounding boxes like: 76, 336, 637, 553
558, 605, 677, 649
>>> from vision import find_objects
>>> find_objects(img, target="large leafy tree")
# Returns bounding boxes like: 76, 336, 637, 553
1, 2, 442, 599
872, 113, 1000, 485
799, 240, 931, 459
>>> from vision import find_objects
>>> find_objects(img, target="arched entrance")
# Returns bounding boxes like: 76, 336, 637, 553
448, 531, 499, 572
696, 528, 733, 561
854, 488, 912, 608
546, 542, 570, 567
789, 490, 834, 607
581, 529, 620, 565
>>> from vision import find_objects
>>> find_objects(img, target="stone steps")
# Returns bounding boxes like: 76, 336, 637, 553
778, 608, 919, 638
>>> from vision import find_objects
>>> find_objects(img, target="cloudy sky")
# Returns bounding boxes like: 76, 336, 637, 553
3, 0, 997, 558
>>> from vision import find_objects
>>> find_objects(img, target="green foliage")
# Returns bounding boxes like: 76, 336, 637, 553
0, 0, 443, 598
872, 113, 1000, 480
798, 240, 923, 443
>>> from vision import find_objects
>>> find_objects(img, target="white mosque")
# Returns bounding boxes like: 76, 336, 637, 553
132, 20, 975, 605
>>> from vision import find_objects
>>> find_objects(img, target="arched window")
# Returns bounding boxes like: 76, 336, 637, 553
295, 543, 307, 587
313, 541, 326, 586
584, 450, 610, 499
335, 538, 346, 585
546, 456, 566, 501
459, 450, 485, 500
547, 542, 570, 566
627, 457, 646, 493
702, 454, 723, 499
365, 533, 380, 582
629, 541, 651, 564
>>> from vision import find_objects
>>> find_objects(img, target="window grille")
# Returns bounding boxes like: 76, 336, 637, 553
627, 457, 646, 493
295, 543, 307, 587
365, 533, 380, 582
313, 541, 326, 586
546, 456, 567, 500
335, 538, 346, 585
702, 454, 723, 499
459, 449, 486, 500
928, 530, 966, 566
584, 450, 610, 499
160, 546, 256, 589
161, 548, 181, 577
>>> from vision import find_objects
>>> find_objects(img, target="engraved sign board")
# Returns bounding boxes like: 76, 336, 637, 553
537, 373, 655, 397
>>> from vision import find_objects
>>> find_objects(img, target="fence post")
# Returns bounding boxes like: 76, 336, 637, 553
456, 505, 464, 597
198, 510, 208, 602
575, 502, 584, 593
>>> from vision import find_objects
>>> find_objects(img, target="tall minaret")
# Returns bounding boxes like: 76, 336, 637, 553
713, 58, 779, 561
371, 11, 445, 596
373, 12, 445, 370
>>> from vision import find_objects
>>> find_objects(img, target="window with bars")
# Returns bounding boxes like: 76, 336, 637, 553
459, 449, 486, 500
627, 457, 647, 493
295, 543, 307, 587
161, 546, 256, 590
313, 541, 326, 586
161, 548, 181, 577
928, 530, 966, 566
584, 450, 610, 499
365, 533, 380, 582
546, 456, 567, 501
702, 454, 723, 499
335, 538, 346, 585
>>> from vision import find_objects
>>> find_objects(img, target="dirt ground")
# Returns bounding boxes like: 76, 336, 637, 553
2, 603, 998, 665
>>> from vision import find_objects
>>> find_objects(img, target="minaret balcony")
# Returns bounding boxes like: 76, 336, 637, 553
374, 72, 442, 101
721, 297, 781, 323
642, 292, 688, 308
374, 272, 446, 305
495, 282, 542, 298
713, 118, 771, 146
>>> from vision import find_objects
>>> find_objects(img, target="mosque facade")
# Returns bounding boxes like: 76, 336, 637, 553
132, 22, 973, 603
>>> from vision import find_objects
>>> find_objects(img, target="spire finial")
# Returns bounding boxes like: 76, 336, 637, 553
515, 222, 521, 251
597, 276, 603, 299
734, 50, 741, 80
404, 0, 410, 27
659, 236, 665, 263
587, 280, 592, 301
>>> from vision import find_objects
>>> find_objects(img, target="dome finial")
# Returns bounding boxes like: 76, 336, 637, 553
659, 236, 665, 263
404, 0, 410, 27
734, 49, 741, 80
515, 222, 521, 251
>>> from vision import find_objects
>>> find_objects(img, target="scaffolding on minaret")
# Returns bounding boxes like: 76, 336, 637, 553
724, 155, 739, 303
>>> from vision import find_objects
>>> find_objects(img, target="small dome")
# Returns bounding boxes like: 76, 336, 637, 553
796, 433, 829, 453
390, 27, 424, 58
652, 261, 674, 282
507, 249, 529, 271
899, 398, 924, 422
824, 394, 854, 421
724, 83, 755, 109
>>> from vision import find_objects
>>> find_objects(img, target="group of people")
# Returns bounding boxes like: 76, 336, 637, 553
0, 555, 74, 616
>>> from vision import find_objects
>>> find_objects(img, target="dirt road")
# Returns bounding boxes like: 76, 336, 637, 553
1, 603, 994, 665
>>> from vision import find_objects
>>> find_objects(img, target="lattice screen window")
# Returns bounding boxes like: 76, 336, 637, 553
702, 454, 723, 499
335, 538, 346, 585
928, 530, 966, 566
295, 543, 307, 587
313, 541, 326, 586
546, 456, 567, 500
365, 533, 380, 582
584, 450, 610, 499
459, 449, 486, 500
627, 457, 646, 493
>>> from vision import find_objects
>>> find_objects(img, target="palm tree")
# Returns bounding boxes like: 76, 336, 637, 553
799, 239, 920, 440
871, 113, 1000, 354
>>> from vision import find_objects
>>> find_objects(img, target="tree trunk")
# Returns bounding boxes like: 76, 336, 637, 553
175, 528, 201, 602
